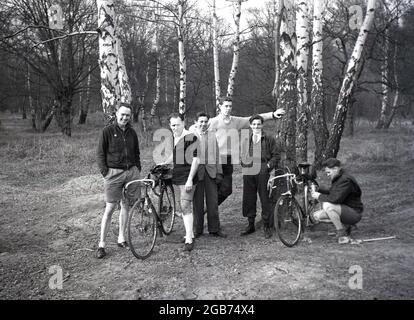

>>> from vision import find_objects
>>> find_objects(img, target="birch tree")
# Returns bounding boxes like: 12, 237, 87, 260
226, 0, 245, 99
323, 0, 377, 160
272, 0, 284, 106
212, 0, 222, 113
177, 0, 187, 117
310, 0, 329, 167
97, 0, 119, 120
278, 0, 297, 169
295, 0, 310, 163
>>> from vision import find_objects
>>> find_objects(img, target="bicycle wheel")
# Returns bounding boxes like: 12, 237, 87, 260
127, 199, 157, 259
275, 195, 302, 247
158, 182, 176, 235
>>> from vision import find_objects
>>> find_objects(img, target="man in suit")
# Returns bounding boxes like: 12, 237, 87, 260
193, 112, 227, 238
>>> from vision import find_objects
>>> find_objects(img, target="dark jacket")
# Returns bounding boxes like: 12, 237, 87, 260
172, 132, 199, 185
240, 132, 281, 173
319, 169, 364, 213
97, 122, 141, 177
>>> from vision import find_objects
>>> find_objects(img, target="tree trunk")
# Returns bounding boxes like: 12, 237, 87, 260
97, 0, 119, 121
344, 98, 356, 137
310, 0, 329, 168
151, 24, 161, 122
384, 39, 400, 129
272, 0, 284, 106
116, 38, 132, 105
323, 0, 377, 160
79, 65, 92, 124
212, 0, 222, 114
376, 27, 390, 129
226, 0, 243, 100
177, 1, 187, 118
295, 0, 311, 163
278, 0, 297, 170
56, 93, 74, 137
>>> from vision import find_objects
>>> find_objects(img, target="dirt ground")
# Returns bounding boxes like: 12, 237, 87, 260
0, 113, 413, 300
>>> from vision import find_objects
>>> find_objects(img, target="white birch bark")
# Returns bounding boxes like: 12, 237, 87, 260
310, 0, 329, 167
97, 0, 118, 118
324, 0, 377, 159
295, 0, 311, 163
177, 0, 187, 117
212, 0, 222, 113
278, 0, 297, 169
226, 0, 243, 99
272, 0, 284, 105
116, 38, 132, 105
151, 15, 161, 118
377, 27, 390, 129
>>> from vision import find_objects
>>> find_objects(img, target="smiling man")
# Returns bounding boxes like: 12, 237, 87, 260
240, 114, 281, 238
204, 97, 285, 208
96, 103, 141, 259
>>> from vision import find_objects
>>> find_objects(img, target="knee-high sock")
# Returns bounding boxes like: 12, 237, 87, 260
182, 213, 194, 243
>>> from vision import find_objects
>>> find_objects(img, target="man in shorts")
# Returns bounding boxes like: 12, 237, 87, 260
96, 103, 141, 259
163, 114, 200, 251
310, 158, 364, 244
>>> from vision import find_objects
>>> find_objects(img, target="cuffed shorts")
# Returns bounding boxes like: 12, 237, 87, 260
103, 166, 140, 203
173, 184, 196, 202
340, 205, 362, 225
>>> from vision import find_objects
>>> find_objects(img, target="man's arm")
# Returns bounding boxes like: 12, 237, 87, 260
259, 108, 286, 122
316, 179, 353, 204
267, 137, 281, 170
97, 129, 108, 177
185, 157, 200, 191
133, 131, 141, 171
233, 108, 286, 129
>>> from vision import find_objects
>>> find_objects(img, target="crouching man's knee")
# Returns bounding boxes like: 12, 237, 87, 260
322, 202, 340, 213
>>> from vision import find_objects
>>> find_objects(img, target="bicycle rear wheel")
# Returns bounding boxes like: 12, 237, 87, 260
275, 195, 302, 247
127, 199, 157, 259
159, 183, 176, 235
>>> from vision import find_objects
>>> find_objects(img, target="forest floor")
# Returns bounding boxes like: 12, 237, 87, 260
0, 112, 413, 300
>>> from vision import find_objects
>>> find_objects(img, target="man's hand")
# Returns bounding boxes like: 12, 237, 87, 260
310, 190, 320, 200
273, 108, 286, 119
185, 179, 193, 192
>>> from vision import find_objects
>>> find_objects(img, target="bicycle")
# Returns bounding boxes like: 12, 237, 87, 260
123, 165, 176, 259
267, 163, 319, 247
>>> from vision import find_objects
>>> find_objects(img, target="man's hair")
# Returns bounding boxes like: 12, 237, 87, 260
322, 158, 341, 168
169, 112, 184, 121
117, 102, 132, 111
249, 114, 264, 124
196, 112, 210, 121
219, 96, 232, 104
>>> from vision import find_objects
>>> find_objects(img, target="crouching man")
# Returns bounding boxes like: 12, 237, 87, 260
310, 158, 364, 243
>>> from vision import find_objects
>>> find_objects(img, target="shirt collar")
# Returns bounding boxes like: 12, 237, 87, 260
174, 128, 190, 146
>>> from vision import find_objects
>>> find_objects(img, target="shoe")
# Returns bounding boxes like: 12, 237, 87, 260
181, 237, 195, 243
117, 241, 128, 248
210, 230, 227, 238
335, 228, 347, 239
96, 247, 106, 259
240, 223, 255, 236
184, 242, 194, 251
264, 227, 272, 239
338, 236, 351, 244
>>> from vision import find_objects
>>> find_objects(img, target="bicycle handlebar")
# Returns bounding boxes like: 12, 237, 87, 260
124, 178, 156, 190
